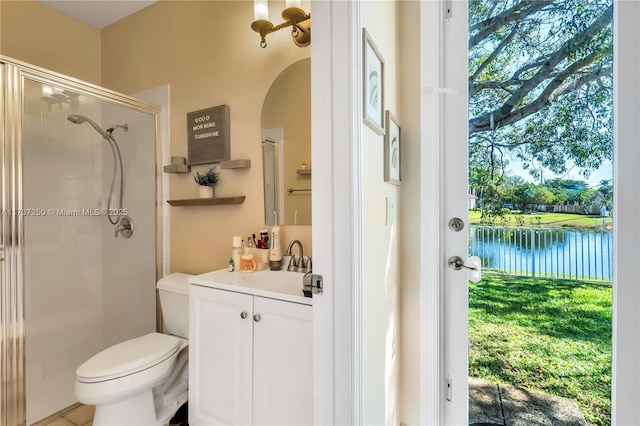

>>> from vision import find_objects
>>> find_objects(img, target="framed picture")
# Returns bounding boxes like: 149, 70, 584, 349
384, 111, 401, 185
363, 28, 385, 135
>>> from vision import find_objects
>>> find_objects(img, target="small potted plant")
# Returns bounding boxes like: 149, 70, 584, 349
194, 167, 220, 198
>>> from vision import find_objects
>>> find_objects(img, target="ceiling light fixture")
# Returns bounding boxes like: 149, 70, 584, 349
251, 0, 311, 48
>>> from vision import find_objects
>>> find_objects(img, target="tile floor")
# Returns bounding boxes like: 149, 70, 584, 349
34, 404, 94, 426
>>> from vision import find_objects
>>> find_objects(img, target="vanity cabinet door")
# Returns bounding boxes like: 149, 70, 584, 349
189, 285, 253, 426
252, 297, 312, 425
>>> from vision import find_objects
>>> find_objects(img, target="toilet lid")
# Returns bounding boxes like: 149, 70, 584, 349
77, 333, 181, 382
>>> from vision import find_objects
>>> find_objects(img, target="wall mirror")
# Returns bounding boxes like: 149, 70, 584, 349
262, 58, 311, 225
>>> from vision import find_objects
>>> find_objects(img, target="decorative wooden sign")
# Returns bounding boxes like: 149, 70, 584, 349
187, 104, 230, 165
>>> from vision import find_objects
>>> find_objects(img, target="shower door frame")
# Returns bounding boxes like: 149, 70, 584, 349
0, 55, 163, 426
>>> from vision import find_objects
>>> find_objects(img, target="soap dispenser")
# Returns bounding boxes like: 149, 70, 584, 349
269, 211, 283, 270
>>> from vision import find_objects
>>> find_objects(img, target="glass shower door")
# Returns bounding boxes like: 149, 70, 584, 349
22, 76, 158, 425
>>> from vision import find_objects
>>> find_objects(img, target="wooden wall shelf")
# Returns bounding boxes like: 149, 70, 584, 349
165, 159, 250, 173
163, 156, 191, 173
167, 196, 246, 206
220, 159, 251, 169
163, 164, 191, 173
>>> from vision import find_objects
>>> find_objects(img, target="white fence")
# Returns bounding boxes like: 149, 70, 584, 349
469, 226, 612, 282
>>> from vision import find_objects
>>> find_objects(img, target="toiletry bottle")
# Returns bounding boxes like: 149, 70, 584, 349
232, 236, 243, 272
260, 229, 269, 249
269, 213, 283, 270
228, 258, 234, 272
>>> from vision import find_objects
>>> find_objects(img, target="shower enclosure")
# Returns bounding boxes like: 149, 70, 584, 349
0, 56, 162, 425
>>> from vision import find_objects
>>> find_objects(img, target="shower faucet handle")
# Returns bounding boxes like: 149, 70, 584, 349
114, 216, 134, 239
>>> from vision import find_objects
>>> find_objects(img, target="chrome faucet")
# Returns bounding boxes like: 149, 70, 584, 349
286, 239, 303, 257
286, 240, 311, 273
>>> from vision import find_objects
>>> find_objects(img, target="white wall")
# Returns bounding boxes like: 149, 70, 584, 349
361, 2, 401, 424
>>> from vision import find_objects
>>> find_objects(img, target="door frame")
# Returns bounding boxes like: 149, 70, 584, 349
611, 1, 640, 422
420, 0, 640, 424
311, 1, 362, 424
417, 1, 447, 425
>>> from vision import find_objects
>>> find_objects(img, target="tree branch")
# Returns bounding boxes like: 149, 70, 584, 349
549, 62, 612, 102
472, 79, 524, 93
472, 48, 611, 133
470, 25, 520, 95
469, 0, 553, 48
470, 4, 613, 133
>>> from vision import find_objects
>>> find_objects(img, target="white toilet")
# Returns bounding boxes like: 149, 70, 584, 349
75, 273, 192, 426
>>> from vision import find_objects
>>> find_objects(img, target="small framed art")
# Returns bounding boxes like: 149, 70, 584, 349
384, 111, 401, 185
363, 28, 385, 135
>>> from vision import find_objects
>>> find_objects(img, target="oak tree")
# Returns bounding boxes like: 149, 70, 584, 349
469, 0, 613, 185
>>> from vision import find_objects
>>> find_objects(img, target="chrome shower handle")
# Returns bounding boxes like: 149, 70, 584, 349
114, 216, 134, 239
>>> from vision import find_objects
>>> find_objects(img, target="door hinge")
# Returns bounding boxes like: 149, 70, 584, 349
303, 273, 323, 297
445, 377, 452, 401
444, 0, 452, 20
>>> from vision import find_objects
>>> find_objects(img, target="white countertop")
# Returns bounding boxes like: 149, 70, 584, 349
189, 268, 313, 306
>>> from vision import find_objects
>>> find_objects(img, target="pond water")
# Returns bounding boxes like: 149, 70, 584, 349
469, 226, 613, 281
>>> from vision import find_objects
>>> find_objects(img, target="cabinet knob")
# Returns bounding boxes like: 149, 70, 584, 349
253, 314, 261, 322
240, 311, 248, 319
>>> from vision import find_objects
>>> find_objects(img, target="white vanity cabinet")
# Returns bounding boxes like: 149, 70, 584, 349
189, 272, 312, 426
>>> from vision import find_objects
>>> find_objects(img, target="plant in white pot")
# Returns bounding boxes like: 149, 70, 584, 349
194, 167, 220, 198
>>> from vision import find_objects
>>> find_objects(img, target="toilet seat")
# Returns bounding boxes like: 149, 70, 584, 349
77, 333, 181, 383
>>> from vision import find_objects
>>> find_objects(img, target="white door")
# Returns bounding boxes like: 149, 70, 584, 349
611, 2, 640, 423
441, 2, 470, 424
440, 1, 640, 425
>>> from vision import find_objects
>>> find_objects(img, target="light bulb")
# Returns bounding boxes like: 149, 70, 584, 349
254, 0, 269, 21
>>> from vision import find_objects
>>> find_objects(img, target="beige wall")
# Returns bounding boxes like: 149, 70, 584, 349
398, 1, 423, 423
361, 2, 402, 424
1, 0, 311, 274
0, 0, 101, 84
100, 1, 311, 274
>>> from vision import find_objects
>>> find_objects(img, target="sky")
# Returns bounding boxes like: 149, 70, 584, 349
507, 158, 612, 188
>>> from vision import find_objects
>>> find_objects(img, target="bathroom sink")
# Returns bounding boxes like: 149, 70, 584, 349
189, 268, 311, 305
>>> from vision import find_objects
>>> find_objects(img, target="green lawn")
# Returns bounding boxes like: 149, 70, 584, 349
468, 210, 612, 229
469, 273, 612, 425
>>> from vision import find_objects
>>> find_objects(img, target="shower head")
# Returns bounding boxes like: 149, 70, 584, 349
66, 114, 86, 125
66, 114, 110, 140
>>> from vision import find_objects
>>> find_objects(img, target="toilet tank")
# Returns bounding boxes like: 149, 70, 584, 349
157, 273, 192, 338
